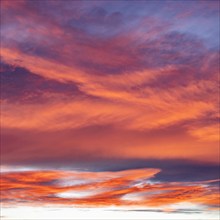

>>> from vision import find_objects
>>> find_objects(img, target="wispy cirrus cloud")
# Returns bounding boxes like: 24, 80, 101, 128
0, 1, 219, 219
1, 0, 219, 137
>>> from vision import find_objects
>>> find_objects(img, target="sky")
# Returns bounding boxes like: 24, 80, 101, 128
0, 0, 219, 219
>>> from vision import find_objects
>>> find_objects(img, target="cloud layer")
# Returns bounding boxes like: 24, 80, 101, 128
0, 1, 219, 218
1, 1, 219, 169
1, 168, 219, 211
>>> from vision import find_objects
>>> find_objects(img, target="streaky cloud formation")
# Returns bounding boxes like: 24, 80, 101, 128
1, 168, 219, 210
0, 0, 219, 219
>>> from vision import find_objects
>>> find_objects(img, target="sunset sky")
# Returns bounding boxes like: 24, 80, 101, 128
0, 0, 219, 219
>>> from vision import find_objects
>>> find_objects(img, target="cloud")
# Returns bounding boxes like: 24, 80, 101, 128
1, 1, 219, 218
1, 168, 219, 211
1, 54, 217, 133
1, 0, 218, 143
188, 124, 219, 142
1, 124, 219, 167
1, 23, 218, 138
0, 63, 80, 103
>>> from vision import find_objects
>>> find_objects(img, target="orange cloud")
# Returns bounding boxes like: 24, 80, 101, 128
1, 45, 218, 144
1, 0, 219, 196
1, 50, 216, 132
1, 169, 219, 211
188, 124, 219, 142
